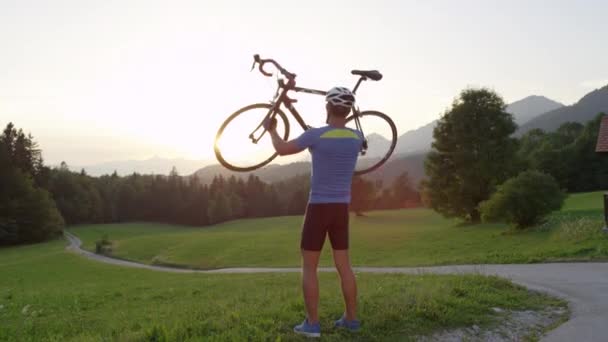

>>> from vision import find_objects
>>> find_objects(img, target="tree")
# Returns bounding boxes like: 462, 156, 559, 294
350, 176, 376, 215
207, 193, 231, 224
566, 113, 608, 191
229, 193, 244, 219
116, 182, 136, 221
480, 171, 565, 229
1, 123, 44, 178
423, 88, 518, 222
375, 188, 393, 210
518, 122, 583, 189
287, 189, 308, 215
515, 114, 608, 192
47, 165, 102, 224
391, 171, 418, 208
0, 125, 64, 245
14, 182, 65, 242
0, 144, 64, 245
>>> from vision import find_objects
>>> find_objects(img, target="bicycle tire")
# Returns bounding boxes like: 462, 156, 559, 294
346, 110, 398, 175
214, 103, 290, 172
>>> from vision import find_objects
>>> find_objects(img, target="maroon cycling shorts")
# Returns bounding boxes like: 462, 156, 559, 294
301, 203, 349, 251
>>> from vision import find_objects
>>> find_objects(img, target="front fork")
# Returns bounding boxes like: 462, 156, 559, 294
248, 104, 279, 144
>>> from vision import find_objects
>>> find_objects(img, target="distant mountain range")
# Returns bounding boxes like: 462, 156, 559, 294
392, 94, 565, 154
78, 85, 608, 183
192, 162, 311, 184
517, 85, 608, 135
76, 156, 210, 177
192, 152, 427, 188
507, 95, 565, 125
395, 120, 437, 155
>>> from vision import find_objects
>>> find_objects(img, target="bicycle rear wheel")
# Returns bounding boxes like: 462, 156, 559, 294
346, 110, 397, 175
214, 103, 290, 172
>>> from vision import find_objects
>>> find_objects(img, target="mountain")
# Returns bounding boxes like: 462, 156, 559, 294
193, 161, 311, 184
192, 151, 427, 188
518, 85, 608, 135
394, 120, 437, 155
506, 95, 564, 125
363, 152, 427, 187
77, 156, 210, 176
392, 95, 564, 155
365, 133, 393, 158
75, 92, 578, 179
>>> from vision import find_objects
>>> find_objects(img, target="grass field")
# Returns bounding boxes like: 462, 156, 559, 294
0, 239, 566, 341
71, 192, 608, 269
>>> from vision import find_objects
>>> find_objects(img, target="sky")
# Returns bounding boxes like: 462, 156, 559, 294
2, 0, 608, 167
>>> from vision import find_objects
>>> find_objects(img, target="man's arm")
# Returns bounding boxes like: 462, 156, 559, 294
269, 129, 305, 156
265, 117, 317, 155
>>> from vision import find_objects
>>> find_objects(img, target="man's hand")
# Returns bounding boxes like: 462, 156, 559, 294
263, 117, 277, 131
264, 117, 305, 156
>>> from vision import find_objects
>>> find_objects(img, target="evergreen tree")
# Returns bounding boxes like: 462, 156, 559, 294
207, 192, 232, 224
287, 189, 308, 215
350, 176, 376, 215
0, 124, 64, 245
391, 171, 418, 208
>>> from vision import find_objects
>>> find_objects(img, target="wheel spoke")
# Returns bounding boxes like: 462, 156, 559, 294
215, 104, 290, 172
346, 111, 397, 175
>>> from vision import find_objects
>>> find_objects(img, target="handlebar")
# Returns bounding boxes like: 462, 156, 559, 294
251, 54, 296, 81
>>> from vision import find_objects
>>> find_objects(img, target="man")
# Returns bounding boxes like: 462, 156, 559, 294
264, 87, 362, 338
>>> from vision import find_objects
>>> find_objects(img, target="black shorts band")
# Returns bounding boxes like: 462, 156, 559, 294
301, 203, 349, 251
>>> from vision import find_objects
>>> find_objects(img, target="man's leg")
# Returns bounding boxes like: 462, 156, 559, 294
328, 204, 358, 321
301, 249, 322, 323
333, 249, 357, 321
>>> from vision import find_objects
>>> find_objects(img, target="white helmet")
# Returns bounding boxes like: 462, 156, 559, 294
326, 87, 355, 108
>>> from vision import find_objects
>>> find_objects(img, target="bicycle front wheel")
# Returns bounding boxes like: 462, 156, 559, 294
214, 103, 290, 172
346, 110, 398, 175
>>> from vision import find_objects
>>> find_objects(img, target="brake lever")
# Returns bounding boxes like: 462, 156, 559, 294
251, 54, 260, 71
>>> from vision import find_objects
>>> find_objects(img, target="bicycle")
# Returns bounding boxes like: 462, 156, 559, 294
213, 54, 397, 175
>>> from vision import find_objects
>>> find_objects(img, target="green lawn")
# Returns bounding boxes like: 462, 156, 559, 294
71, 192, 608, 269
562, 191, 606, 211
0, 239, 565, 341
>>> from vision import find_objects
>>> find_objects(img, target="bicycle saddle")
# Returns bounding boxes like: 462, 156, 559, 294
351, 70, 383, 81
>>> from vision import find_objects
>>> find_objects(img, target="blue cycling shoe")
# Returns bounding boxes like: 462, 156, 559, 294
334, 315, 361, 332
293, 319, 321, 338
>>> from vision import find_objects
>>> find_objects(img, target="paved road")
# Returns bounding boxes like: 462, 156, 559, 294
65, 232, 608, 341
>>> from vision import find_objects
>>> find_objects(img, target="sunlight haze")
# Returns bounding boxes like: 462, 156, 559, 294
2, 0, 607, 169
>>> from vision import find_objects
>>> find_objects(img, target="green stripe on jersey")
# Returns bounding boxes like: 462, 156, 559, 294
320, 129, 360, 139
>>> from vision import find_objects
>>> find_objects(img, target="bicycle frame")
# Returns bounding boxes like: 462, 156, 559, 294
248, 78, 368, 145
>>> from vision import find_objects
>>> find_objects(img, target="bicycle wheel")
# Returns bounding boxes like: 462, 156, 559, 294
345, 110, 397, 175
214, 103, 290, 172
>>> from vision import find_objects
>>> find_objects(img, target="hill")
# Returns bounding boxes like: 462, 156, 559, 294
73, 92, 577, 179
193, 151, 427, 187
364, 152, 427, 186
77, 156, 209, 176
70, 191, 608, 268
71, 94, 567, 178
394, 120, 437, 155
506, 95, 564, 125
192, 161, 311, 184
392, 95, 562, 155
518, 85, 608, 134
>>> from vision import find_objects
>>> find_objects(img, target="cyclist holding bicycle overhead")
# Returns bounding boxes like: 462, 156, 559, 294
264, 87, 363, 338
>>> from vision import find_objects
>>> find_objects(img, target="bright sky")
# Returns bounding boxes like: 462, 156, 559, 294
2, 0, 607, 166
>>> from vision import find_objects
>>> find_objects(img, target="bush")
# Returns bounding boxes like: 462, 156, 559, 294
95, 234, 112, 255
480, 171, 565, 229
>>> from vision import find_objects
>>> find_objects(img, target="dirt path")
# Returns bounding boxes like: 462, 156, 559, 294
65, 231, 608, 341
